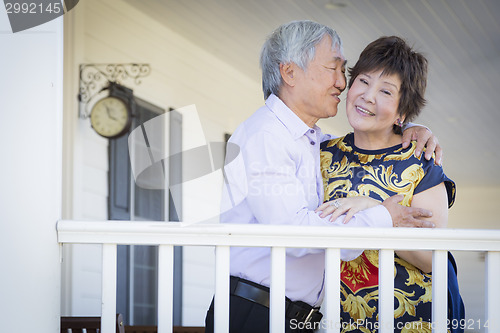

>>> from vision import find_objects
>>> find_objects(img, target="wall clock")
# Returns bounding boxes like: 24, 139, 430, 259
90, 96, 132, 138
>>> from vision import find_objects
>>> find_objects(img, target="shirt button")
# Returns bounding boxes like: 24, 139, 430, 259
310, 129, 315, 134
310, 141, 315, 145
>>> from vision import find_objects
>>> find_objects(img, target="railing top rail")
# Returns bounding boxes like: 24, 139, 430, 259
57, 220, 500, 252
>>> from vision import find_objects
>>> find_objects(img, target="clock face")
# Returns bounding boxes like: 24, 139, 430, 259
90, 96, 131, 138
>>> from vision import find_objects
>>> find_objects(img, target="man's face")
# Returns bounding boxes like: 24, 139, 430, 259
292, 36, 347, 126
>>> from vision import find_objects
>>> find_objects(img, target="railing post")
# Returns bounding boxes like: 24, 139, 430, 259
215, 246, 230, 333
485, 251, 500, 333
432, 250, 448, 333
324, 248, 341, 333
101, 244, 117, 333
270, 247, 286, 333
378, 249, 394, 333
158, 245, 174, 333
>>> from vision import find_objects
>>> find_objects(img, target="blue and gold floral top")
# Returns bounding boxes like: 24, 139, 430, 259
320, 132, 455, 208
320, 133, 463, 333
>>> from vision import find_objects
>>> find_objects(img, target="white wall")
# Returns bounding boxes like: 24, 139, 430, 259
448, 186, 500, 230
0, 10, 63, 333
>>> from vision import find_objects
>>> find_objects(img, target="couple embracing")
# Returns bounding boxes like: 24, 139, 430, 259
206, 20, 464, 333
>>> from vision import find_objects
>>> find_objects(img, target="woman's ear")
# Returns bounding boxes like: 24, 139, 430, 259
280, 62, 296, 87
395, 114, 406, 127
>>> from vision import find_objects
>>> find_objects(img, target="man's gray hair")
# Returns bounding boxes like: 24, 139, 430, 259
260, 20, 343, 99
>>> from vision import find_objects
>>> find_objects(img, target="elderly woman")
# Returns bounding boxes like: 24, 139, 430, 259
319, 36, 464, 332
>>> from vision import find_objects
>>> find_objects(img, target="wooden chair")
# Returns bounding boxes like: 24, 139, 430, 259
125, 326, 204, 333
60, 313, 125, 333
172, 328, 204, 333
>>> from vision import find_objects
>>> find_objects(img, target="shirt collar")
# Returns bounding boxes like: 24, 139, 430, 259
265, 94, 322, 140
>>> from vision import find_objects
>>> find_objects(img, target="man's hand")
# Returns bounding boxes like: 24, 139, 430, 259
382, 195, 435, 228
402, 125, 442, 165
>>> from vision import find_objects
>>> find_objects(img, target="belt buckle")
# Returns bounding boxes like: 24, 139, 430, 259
304, 308, 316, 323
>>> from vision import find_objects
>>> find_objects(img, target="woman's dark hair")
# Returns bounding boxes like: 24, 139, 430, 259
347, 36, 428, 134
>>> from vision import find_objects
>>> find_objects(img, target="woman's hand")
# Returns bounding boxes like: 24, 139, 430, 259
315, 196, 380, 223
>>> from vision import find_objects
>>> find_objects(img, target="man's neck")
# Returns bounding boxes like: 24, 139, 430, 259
277, 92, 318, 128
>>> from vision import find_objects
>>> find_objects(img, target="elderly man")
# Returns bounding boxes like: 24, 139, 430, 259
205, 20, 439, 333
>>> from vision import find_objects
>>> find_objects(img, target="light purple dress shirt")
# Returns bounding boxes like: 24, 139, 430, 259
220, 94, 392, 306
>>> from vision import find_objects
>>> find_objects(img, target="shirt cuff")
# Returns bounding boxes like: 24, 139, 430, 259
339, 205, 392, 261
367, 205, 392, 228
402, 122, 431, 133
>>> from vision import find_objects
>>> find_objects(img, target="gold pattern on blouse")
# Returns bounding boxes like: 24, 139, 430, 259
320, 135, 452, 333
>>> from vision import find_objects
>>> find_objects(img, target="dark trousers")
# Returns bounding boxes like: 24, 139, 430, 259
204, 295, 316, 333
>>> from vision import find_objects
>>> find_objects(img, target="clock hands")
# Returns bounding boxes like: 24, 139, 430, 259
105, 104, 119, 121
90, 96, 131, 139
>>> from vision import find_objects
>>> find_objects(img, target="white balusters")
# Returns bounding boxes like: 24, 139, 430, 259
101, 244, 117, 333
378, 249, 394, 333
270, 247, 286, 333
324, 248, 341, 333
214, 246, 230, 333
485, 251, 500, 333
158, 245, 174, 333
432, 250, 448, 333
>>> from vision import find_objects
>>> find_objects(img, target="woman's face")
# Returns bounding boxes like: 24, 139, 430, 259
346, 69, 402, 137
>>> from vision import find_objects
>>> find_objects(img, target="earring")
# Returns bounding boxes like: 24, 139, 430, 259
396, 119, 403, 127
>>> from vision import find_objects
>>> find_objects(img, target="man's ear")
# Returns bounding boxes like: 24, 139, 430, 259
280, 62, 296, 87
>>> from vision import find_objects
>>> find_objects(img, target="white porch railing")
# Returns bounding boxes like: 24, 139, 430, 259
57, 221, 500, 333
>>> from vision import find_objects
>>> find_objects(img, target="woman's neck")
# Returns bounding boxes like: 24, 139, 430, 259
352, 129, 402, 151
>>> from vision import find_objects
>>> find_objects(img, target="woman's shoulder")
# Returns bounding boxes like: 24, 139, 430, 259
394, 141, 456, 208
383, 140, 433, 165
320, 133, 353, 151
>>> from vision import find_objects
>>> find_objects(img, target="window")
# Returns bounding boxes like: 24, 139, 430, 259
109, 94, 182, 326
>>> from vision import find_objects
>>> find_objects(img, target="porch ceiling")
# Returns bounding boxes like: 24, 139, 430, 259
125, 0, 500, 187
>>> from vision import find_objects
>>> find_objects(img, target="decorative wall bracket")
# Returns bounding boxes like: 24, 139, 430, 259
78, 63, 151, 118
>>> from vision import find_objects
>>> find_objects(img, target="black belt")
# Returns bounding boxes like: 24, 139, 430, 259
230, 276, 323, 324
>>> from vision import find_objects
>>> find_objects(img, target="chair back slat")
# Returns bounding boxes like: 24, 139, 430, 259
61, 314, 125, 333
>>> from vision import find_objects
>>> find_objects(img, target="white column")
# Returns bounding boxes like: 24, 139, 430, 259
0, 11, 63, 333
